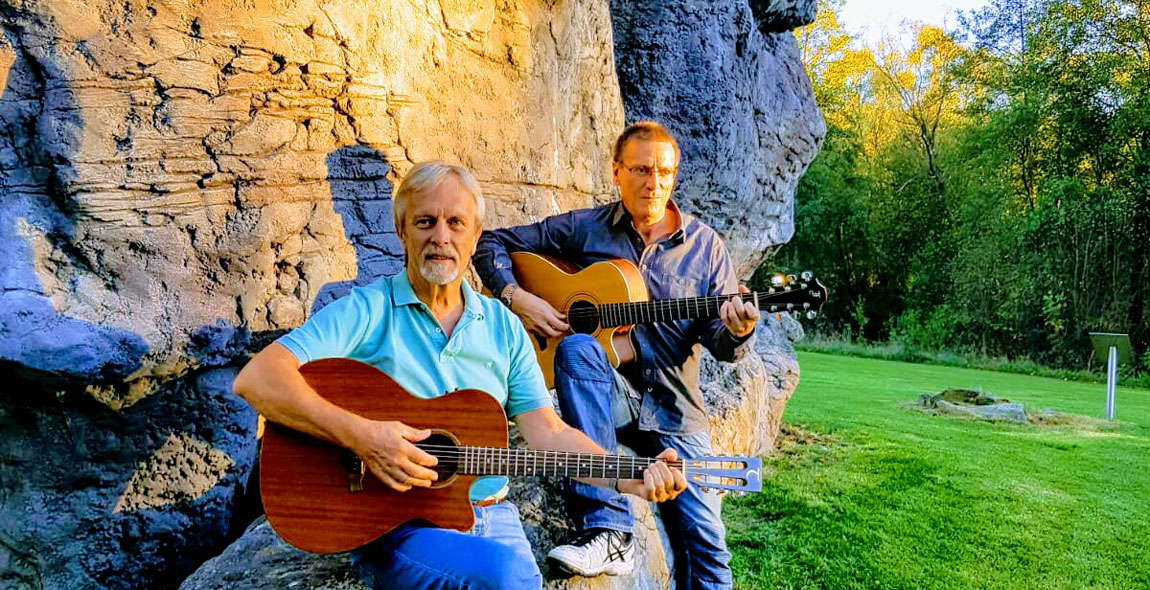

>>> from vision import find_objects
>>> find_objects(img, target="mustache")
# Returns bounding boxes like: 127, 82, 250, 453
420, 246, 458, 261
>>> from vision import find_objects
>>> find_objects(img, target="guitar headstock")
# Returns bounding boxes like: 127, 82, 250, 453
757, 271, 829, 320
684, 456, 762, 494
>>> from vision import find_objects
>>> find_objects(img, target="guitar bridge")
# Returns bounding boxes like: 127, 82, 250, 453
342, 451, 367, 493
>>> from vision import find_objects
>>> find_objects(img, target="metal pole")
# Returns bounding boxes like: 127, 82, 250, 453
1106, 346, 1117, 420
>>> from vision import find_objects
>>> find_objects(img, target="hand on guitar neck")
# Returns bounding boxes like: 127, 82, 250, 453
721, 285, 760, 339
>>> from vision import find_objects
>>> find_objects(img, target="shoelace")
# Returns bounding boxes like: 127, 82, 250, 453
570, 529, 631, 562
603, 531, 630, 563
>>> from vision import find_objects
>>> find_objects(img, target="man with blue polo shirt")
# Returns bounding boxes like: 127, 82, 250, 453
233, 161, 687, 590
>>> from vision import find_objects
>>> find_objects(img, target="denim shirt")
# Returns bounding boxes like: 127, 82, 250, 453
473, 201, 754, 435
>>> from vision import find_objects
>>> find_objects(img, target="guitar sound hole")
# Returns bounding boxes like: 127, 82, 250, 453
568, 300, 600, 334
419, 433, 460, 487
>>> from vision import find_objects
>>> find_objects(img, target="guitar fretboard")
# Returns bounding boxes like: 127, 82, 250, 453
428, 446, 681, 479
597, 289, 813, 328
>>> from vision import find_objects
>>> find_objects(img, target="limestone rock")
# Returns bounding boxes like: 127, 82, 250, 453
0, 0, 822, 588
1, 0, 622, 390
748, 0, 818, 33
934, 400, 1029, 423
915, 388, 1030, 423
0, 367, 258, 589
703, 313, 804, 458
179, 518, 369, 590
610, 0, 825, 277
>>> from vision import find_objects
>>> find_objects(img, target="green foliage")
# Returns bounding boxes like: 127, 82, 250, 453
780, 0, 1150, 370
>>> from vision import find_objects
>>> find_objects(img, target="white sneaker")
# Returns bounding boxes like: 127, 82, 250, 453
547, 528, 635, 576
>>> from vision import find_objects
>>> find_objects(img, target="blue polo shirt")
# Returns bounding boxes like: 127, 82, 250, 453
277, 271, 553, 502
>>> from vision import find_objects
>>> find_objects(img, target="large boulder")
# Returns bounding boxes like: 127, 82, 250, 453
0, 0, 821, 587
1, 0, 622, 587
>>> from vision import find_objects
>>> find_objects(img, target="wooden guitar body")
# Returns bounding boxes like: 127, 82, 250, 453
259, 358, 508, 554
509, 252, 648, 388
259, 359, 765, 554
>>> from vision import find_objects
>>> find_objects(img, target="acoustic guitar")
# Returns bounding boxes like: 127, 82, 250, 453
260, 358, 763, 554
508, 252, 829, 388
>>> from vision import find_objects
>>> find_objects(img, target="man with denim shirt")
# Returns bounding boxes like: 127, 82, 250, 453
473, 121, 760, 589
234, 161, 687, 590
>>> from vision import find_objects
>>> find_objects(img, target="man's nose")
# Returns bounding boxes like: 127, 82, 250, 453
430, 220, 451, 243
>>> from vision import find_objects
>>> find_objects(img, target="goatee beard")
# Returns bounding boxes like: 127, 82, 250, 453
419, 260, 459, 285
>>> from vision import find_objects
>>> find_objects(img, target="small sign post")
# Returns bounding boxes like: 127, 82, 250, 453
1088, 333, 1134, 420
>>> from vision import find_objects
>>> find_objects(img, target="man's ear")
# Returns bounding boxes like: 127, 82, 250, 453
611, 160, 622, 187
395, 222, 408, 256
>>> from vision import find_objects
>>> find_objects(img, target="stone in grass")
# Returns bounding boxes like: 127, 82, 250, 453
915, 388, 1028, 423
934, 387, 1009, 406
934, 400, 1029, 423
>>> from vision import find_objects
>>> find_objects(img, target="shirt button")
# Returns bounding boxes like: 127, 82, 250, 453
646, 387, 653, 393
435, 327, 442, 333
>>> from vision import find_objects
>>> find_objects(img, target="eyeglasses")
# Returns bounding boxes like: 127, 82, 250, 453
621, 164, 678, 180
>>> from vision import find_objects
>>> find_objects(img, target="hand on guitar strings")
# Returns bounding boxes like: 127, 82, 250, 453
352, 420, 440, 492
510, 288, 570, 338
720, 285, 759, 339
616, 448, 688, 503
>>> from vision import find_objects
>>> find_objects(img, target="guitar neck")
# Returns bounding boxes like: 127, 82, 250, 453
440, 446, 679, 479
597, 292, 762, 328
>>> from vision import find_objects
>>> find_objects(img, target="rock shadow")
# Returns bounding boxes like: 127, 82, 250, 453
312, 145, 404, 312
0, 15, 148, 387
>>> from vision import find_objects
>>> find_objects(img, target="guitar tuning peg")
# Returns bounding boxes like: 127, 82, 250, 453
770, 273, 785, 287
786, 274, 797, 283
801, 271, 813, 281
806, 311, 818, 320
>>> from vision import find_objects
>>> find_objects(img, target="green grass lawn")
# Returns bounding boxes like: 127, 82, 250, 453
726, 351, 1150, 590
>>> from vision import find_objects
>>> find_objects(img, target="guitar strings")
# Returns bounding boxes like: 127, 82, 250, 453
562, 290, 806, 321
411, 443, 685, 468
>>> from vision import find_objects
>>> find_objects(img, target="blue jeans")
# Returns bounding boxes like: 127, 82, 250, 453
349, 502, 542, 590
553, 334, 733, 590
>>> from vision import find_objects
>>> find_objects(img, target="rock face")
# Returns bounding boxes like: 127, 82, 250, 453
1, 1, 622, 587
0, 0, 821, 588
610, 0, 824, 277
180, 518, 370, 590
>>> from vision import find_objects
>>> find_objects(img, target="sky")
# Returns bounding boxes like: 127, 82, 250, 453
838, 0, 991, 46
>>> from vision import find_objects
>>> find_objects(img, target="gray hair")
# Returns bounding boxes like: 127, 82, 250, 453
392, 161, 486, 233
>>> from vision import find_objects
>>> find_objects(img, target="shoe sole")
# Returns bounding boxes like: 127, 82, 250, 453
547, 555, 635, 577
